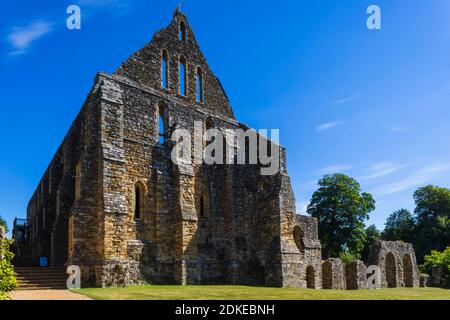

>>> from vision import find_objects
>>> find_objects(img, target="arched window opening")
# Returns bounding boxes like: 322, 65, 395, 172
386, 252, 397, 288
134, 183, 144, 220
179, 57, 187, 96
306, 266, 316, 289
403, 254, 414, 288
179, 21, 186, 42
158, 102, 168, 145
293, 226, 305, 254
161, 50, 169, 89
196, 67, 203, 103
158, 114, 165, 144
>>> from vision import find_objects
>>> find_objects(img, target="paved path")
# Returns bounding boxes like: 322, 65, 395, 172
9, 290, 92, 300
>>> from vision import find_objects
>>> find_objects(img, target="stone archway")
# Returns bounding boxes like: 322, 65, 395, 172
385, 252, 397, 288
402, 254, 414, 287
306, 266, 316, 289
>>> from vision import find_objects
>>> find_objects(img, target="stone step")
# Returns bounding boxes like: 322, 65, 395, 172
18, 282, 67, 288
16, 286, 68, 290
16, 273, 67, 277
16, 271, 67, 275
18, 277, 67, 283
15, 267, 68, 290
15, 267, 66, 271
16, 274, 67, 279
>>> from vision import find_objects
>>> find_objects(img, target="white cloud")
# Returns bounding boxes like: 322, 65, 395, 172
333, 94, 360, 105
359, 162, 409, 180
373, 163, 450, 196
312, 164, 353, 175
7, 20, 53, 56
316, 121, 344, 132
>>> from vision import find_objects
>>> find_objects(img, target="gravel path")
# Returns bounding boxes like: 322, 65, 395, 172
9, 290, 92, 300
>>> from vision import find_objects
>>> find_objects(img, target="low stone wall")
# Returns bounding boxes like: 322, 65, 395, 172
420, 274, 429, 287
345, 261, 367, 290
322, 258, 346, 290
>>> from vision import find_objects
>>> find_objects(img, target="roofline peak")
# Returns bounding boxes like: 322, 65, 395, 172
173, 5, 187, 19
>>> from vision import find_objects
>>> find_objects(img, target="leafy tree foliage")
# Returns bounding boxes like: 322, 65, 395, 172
362, 224, 382, 261
422, 247, 450, 288
0, 215, 7, 234
382, 209, 415, 243
0, 239, 17, 297
413, 185, 450, 262
307, 174, 375, 259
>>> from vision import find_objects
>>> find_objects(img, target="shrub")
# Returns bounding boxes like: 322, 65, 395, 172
0, 239, 18, 294
339, 251, 359, 264
421, 247, 450, 288
0, 291, 9, 300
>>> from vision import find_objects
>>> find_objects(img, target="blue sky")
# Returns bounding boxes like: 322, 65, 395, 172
1, 0, 450, 235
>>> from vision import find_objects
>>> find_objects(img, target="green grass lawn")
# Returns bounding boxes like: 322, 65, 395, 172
74, 285, 450, 300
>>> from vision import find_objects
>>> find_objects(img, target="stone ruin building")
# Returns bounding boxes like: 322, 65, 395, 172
17, 9, 422, 289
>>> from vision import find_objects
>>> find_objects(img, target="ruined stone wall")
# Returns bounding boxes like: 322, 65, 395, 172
26, 77, 105, 283
275, 211, 322, 289
94, 68, 294, 287
89, 10, 295, 288
345, 260, 367, 290
367, 240, 420, 288
322, 258, 346, 290
25, 9, 314, 288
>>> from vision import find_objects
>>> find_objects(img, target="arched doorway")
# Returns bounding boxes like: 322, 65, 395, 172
385, 252, 397, 288
403, 254, 414, 287
306, 266, 316, 289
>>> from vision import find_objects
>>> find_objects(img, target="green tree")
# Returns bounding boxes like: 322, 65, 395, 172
382, 209, 415, 243
414, 185, 450, 262
307, 174, 375, 259
362, 224, 382, 261
421, 247, 450, 288
0, 215, 7, 233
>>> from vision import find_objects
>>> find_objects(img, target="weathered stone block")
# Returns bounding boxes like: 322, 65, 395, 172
322, 258, 346, 290
420, 274, 429, 288
345, 261, 367, 290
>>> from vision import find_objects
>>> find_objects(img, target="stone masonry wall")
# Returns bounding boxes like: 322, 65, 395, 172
322, 258, 346, 290
25, 9, 321, 289
367, 240, 420, 288
345, 260, 367, 290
